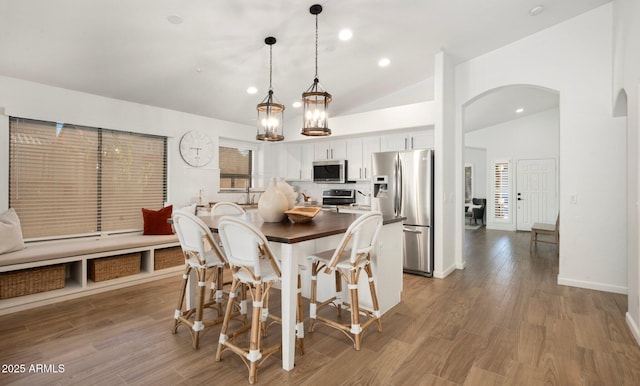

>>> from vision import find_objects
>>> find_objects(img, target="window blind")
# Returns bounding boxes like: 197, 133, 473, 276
9, 117, 166, 240
494, 161, 510, 220
219, 146, 252, 189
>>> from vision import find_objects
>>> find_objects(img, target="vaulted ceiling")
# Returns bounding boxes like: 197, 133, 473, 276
0, 0, 609, 129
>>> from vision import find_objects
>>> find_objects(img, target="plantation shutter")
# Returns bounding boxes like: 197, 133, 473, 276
494, 161, 510, 220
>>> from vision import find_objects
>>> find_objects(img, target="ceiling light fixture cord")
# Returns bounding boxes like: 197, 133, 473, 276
314, 12, 318, 79
269, 42, 273, 91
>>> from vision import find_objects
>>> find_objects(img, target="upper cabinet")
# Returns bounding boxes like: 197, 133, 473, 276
314, 140, 347, 160
274, 130, 431, 183
284, 142, 314, 181
380, 131, 434, 152
347, 137, 380, 181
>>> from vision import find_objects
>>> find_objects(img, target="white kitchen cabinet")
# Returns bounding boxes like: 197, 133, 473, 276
410, 132, 434, 149
380, 131, 434, 151
314, 140, 346, 160
284, 144, 300, 180
284, 143, 314, 180
346, 137, 380, 180
300, 143, 314, 180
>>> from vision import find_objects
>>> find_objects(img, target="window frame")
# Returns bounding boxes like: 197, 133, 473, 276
218, 139, 257, 192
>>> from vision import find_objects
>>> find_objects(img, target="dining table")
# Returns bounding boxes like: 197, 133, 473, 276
199, 209, 405, 371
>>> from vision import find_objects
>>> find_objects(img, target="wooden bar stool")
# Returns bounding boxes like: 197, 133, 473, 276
308, 211, 383, 351
215, 216, 303, 385
171, 210, 246, 349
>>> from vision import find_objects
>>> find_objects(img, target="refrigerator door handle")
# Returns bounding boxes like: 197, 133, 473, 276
397, 156, 403, 216
403, 227, 422, 234
394, 156, 401, 215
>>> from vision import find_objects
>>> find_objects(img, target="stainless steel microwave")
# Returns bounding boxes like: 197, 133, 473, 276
312, 159, 347, 184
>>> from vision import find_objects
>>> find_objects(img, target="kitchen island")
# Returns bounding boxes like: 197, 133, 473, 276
200, 210, 404, 371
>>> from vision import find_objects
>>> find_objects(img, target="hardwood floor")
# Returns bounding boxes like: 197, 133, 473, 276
1, 228, 639, 385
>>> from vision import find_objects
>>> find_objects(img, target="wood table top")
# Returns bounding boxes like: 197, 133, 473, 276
199, 210, 404, 244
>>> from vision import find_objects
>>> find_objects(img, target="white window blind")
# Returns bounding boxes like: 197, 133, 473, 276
219, 146, 252, 189
9, 118, 167, 240
494, 161, 510, 220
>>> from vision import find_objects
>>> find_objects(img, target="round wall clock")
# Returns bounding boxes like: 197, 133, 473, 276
179, 130, 214, 167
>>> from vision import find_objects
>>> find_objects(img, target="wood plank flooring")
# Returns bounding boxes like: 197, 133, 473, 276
1, 228, 639, 385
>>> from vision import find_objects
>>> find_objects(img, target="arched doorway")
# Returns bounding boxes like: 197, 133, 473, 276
460, 84, 560, 260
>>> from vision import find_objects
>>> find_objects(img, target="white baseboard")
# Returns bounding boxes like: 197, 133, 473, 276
626, 312, 640, 346
557, 275, 628, 294
486, 223, 516, 232
433, 263, 458, 279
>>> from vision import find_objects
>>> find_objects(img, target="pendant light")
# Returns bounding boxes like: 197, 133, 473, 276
301, 4, 332, 136
256, 36, 285, 142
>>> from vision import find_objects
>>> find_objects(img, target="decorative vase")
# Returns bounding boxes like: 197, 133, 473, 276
258, 178, 288, 222
277, 178, 297, 210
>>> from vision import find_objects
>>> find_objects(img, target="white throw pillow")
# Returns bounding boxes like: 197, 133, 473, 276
0, 208, 26, 254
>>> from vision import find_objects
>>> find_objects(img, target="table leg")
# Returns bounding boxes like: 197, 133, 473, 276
280, 243, 296, 371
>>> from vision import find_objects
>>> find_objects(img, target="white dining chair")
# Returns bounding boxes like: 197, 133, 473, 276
211, 202, 246, 216
215, 216, 303, 384
308, 211, 383, 351
171, 209, 244, 349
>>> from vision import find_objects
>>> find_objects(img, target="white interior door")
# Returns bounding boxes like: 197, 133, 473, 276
516, 159, 557, 230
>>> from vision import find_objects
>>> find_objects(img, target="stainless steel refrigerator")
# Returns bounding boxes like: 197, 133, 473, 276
371, 149, 434, 276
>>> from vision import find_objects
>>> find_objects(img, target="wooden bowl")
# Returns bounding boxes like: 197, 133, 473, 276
284, 206, 321, 223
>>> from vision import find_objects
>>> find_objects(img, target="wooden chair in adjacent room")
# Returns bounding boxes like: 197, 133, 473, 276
307, 211, 384, 351
530, 214, 560, 252
215, 216, 304, 385
171, 210, 245, 349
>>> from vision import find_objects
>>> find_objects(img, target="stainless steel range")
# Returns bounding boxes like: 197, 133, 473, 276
321, 189, 355, 208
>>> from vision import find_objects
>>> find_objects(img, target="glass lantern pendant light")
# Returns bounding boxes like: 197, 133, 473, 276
256, 36, 285, 141
301, 4, 332, 136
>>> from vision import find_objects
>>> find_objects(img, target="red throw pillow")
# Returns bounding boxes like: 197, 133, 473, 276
142, 205, 173, 235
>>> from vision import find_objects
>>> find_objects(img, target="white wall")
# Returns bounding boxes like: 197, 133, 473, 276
612, 0, 640, 344
464, 147, 487, 201
434, 51, 459, 277
282, 101, 436, 141
0, 75, 257, 212
455, 4, 627, 294
465, 108, 560, 230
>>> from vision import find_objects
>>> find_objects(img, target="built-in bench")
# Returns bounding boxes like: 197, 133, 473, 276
0, 233, 184, 315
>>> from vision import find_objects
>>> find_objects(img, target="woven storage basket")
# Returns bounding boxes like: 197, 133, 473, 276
0, 264, 66, 299
154, 246, 184, 270
88, 253, 141, 282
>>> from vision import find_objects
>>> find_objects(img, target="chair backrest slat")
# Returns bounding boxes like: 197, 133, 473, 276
172, 209, 225, 266
327, 211, 383, 269
218, 216, 281, 278
211, 202, 246, 216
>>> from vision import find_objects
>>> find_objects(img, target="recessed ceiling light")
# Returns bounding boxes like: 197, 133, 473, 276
247, 86, 258, 94
529, 5, 544, 16
516, 107, 525, 113
292, 101, 302, 108
378, 58, 391, 67
338, 29, 353, 41
167, 15, 183, 24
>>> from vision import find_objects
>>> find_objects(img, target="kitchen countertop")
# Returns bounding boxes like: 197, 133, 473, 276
201, 210, 404, 244
337, 204, 372, 211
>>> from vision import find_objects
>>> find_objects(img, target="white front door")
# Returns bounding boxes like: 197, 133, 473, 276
516, 159, 557, 230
